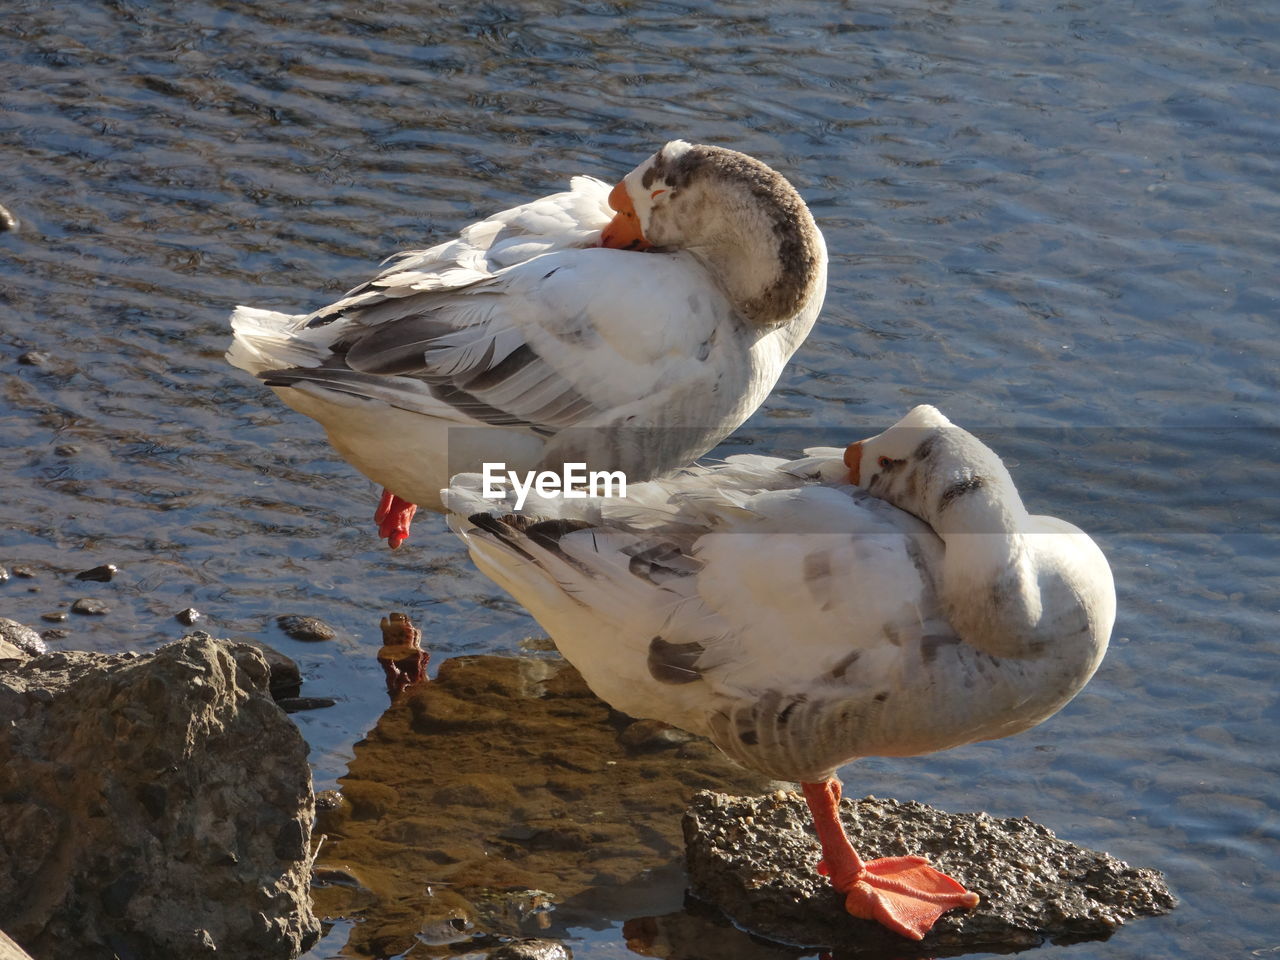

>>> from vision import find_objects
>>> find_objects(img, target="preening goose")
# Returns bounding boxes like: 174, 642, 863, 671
445, 405, 1115, 940
227, 141, 826, 547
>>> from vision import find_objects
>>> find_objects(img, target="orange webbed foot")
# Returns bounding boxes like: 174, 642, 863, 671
374, 490, 418, 549
841, 855, 980, 941
802, 779, 978, 941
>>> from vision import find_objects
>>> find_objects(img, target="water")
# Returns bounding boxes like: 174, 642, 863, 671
1, 1, 1278, 956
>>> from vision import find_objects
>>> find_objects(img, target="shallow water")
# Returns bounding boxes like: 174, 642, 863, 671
1, 1, 1278, 957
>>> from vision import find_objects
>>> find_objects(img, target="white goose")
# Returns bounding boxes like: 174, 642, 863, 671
227, 141, 827, 547
445, 405, 1115, 941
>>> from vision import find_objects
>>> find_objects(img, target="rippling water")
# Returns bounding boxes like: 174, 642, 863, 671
2, 1, 1278, 958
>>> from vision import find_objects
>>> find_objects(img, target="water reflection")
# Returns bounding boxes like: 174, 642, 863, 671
311, 632, 774, 957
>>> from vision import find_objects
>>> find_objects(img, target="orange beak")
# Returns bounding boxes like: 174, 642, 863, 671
844, 441, 863, 485
600, 181, 650, 250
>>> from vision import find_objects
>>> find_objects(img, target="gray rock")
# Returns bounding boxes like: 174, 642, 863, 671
0, 929, 35, 960
683, 791, 1176, 954
237, 639, 302, 700
69, 598, 108, 616
0, 635, 321, 959
175, 607, 201, 626
276, 615, 336, 642
0, 619, 45, 657
276, 696, 336, 712
488, 939, 572, 959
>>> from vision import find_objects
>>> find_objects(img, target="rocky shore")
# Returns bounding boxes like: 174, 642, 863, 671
0, 624, 1176, 959
0, 632, 319, 959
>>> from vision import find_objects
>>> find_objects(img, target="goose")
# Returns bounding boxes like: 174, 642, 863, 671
226, 141, 827, 547
444, 405, 1115, 940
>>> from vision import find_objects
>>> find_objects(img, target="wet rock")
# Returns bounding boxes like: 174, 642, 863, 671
489, 938, 572, 959
0, 635, 320, 959
0, 566, 8, 583
74, 564, 118, 582
0, 929, 35, 960
238, 640, 302, 700
276, 614, 336, 642
683, 791, 1177, 955
39, 630, 69, 643
54, 445, 79, 457
9, 566, 35, 579
16, 351, 46, 367
69, 598, 109, 616
175, 607, 201, 626
0, 619, 45, 657
0, 204, 17, 232
277, 696, 337, 712
40, 612, 66, 623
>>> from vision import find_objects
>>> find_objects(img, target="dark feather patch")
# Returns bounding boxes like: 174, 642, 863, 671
912, 434, 939, 463
829, 650, 860, 680
938, 475, 985, 512
647, 637, 704, 685
625, 542, 699, 583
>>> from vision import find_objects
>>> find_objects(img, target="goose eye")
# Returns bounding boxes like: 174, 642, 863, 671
877, 456, 894, 470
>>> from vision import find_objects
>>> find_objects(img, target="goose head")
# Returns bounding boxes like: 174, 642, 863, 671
844, 404, 1026, 536
601, 140, 826, 328
846, 406, 1114, 666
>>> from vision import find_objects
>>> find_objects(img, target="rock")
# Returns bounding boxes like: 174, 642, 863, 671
0, 619, 45, 657
276, 615, 336, 642
0, 204, 17, 233
39, 630, 68, 643
489, 939, 573, 959
74, 564, 118, 583
0, 566, 8, 584
175, 607, 201, 626
9, 566, 35, 579
0, 635, 321, 959
237, 640, 302, 700
54, 445, 79, 457
16, 352, 46, 367
69, 598, 108, 616
276, 696, 337, 712
39, 613, 66, 624
683, 791, 1177, 954
0, 929, 35, 960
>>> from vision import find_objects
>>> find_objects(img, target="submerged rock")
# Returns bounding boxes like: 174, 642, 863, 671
68, 597, 108, 616
683, 791, 1177, 955
276, 614, 336, 642
0, 635, 320, 959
